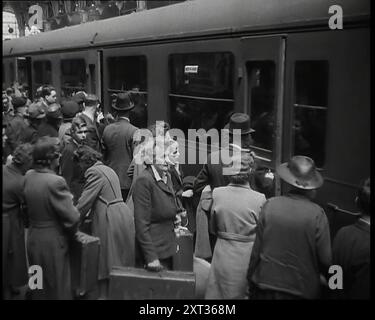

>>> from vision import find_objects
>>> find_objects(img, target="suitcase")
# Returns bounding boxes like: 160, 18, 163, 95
173, 229, 194, 271
70, 233, 100, 297
108, 266, 195, 300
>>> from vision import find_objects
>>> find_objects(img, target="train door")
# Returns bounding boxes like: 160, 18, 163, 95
284, 30, 370, 238
241, 35, 286, 196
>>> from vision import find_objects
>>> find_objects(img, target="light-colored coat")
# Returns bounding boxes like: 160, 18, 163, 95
205, 184, 266, 299
77, 162, 135, 280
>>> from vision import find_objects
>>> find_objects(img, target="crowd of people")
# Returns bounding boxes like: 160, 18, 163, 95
2, 83, 370, 300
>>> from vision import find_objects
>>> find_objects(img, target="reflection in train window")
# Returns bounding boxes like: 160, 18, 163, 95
10, 62, 15, 84
293, 61, 328, 168
60, 59, 86, 97
33, 60, 52, 88
107, 56, 148, 128
17, 58, 28, 86
169, 52, 234, 135
246, 61, 276, 156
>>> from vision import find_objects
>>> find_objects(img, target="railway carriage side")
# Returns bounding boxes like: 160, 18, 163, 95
2, 1, 370, 239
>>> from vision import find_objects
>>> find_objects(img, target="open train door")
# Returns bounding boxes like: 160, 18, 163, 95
283, 29, 370, 239
241, 35, 287, 197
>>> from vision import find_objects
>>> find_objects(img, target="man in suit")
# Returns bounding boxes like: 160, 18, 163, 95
79, 94, 103, 153
40, 85, 57, 111
102, 92, 138, 201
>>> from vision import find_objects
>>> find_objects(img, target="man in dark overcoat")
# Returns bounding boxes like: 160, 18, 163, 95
102, 92, 138, 201
194, 113, 274, 197
3, 143, 34, 299
24, 136, 80, 299
247, 156, 332, 299
5, 96, 28, 153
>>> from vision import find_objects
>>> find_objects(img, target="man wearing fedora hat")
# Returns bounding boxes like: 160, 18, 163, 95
58, 99, 80, 144
102, 92, 138, 201
194, 113, 256, 195
247, 156, 332, 299
37, 103, 63, 138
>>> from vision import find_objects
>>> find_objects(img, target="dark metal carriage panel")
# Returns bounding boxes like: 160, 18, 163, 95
284, 29, 370, 213
3, 0, 369, 57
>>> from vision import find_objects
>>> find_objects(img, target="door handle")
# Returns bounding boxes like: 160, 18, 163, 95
327, 203, 360, 216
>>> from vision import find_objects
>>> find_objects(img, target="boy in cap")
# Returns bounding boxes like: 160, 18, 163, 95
37, 103, 62, 138
247, 156, 332, 299
58, 99, 80, 143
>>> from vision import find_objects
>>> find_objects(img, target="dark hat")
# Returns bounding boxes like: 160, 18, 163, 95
84, 94, 100, 107
276, 156, 323, 190
33, 136, 61, 163
224, 113, 255, 135
222, 149, 254, 176
61, 100, 80, 120
72, 91, 87, 104
112, 92, 134, 111
12, 96, 27, 109
46, 103, 63, 119
27, 102, 46, 119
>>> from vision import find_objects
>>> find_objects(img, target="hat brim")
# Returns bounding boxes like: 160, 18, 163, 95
112, 104, 135, 111
224, 123, 255, 135
276, 163, 323, 190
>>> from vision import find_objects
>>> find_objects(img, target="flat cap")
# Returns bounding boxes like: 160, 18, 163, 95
12, 96, 27, 109
61, 100, 80, 120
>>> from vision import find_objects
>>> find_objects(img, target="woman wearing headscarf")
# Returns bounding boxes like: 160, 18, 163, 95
75, 145, 135, 299
24, 136, 80, 299
205, 150, 266, 299
3, 143, 33, 299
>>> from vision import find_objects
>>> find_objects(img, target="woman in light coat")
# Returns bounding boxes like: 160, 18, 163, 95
205, 151, 266, 299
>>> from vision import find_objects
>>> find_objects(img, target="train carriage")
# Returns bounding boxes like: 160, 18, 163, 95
3, 0, 370, 238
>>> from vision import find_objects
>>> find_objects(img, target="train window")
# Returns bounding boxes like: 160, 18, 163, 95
246, 61, 276, 157
60, 59, 86, 97
169, 52, 234, 135
107, 56, 148, 128
33, 60, 52, 88
10, 62, 15, 84
293, 61, 328, 168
